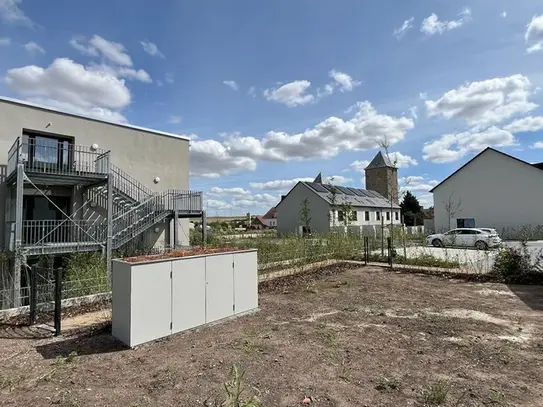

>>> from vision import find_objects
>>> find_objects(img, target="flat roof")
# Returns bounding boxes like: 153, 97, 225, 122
0, 96, 190, 142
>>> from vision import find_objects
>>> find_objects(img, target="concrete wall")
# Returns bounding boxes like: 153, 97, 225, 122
433, 149, 543, 237
276, 183, 330, 235
0, 98, 191, 248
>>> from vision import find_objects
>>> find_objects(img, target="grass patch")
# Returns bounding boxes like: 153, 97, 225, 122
488, 389, 506, 405
54, 351, 78, 366
375, 375, 401, 392
420, 380, 450, 406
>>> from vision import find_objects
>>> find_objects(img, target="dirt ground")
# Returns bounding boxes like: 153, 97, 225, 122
2, 265, 543, 407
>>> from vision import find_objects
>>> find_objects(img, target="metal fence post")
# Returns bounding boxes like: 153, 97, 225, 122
387, 237, 392, 268
29, 266, 36, 325
54, 268, 62, 337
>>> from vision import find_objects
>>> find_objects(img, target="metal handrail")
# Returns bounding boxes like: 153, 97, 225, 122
111, 163, 153, 203
22, 220, 107, 246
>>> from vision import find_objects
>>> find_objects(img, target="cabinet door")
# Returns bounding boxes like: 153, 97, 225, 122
172, 257, 206, 334
234, 252, 258, 314
205, 254, 234, 323
130, 262, 172, 346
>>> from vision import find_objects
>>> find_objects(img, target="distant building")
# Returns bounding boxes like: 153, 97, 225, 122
276, 151, 401, 235
262, 207, 277, 228
365, 151, 399, 203
250, 216, 266, 230
431, 147, 543, 237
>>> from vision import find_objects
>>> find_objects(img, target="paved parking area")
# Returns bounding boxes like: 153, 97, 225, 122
400, 241, 543, 273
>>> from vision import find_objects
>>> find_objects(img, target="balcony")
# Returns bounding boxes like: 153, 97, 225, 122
6, 220, 107, 255
7, 136, 109, 184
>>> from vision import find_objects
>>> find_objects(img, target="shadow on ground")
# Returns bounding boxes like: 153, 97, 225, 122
0, 323, 53, 340
508, 284, 543, 311
36, 330, 126, 359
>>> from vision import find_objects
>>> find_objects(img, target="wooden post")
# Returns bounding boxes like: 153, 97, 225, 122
54, 268, 62, 337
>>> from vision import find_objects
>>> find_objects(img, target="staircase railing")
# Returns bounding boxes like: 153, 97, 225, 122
111, 164, 153, 203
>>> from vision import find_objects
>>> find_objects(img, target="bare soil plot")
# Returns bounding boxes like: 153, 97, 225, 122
2, 265, 543, 406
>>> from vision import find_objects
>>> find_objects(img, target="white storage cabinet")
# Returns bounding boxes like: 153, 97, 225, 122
112, 249, 258, 347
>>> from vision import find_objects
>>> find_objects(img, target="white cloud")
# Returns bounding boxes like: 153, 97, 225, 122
329, 70, 360, 92
324, 175, 353, 185
409, 106, 418, 120
165, 73, 174, 84
0, 37, 11, 46
25, 98, 127, 123
71, 35, 133, 66
168, 115, 182, 124
190, 102, 413, 178
263, 102, 414, 159
501, 11, 507, 18
250, 178, 314, 191
532, 141, 543, 149
24, 41, 44, 54
89, 35, 132, 66
248, 86, 256, 97
419, 92, 428, 100
350, 160, 371, 172
525, 14, 543, 54
190, 139, 257, 178
69, 37, 99, 57
233, 193, 279, 209
89, 64, 151, 83
400, 176, 438, 193
504, 116, 543, 133
389, 152, 418, 168
263, 80, 315, 107
422, 126, 516, 163
5, 58, 131, 121
0, 0, 32, 26
421, 8, 471, 36
140, 40, 164, 58
425, 74, 537, 127
393, 17, 415, 40
223, 80, 239, 91
208, 187, 252, 198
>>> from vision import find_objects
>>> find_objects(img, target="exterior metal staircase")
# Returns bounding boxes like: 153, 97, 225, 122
6, 138, 203, 256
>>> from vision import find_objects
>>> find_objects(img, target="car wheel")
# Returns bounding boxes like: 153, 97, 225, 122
475, 240, 488, 250
432, 239, 443, 248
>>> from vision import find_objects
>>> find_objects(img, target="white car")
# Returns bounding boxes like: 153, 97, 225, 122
426, 228, 501, 250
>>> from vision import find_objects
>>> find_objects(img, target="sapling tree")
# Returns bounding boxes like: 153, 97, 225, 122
299, 198, 312, 236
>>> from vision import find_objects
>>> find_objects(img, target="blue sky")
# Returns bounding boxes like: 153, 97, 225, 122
1, 0, 543, 216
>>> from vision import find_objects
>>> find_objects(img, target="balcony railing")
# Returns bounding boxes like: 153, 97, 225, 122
7, 137, 110, 179
22, 220, 107, 247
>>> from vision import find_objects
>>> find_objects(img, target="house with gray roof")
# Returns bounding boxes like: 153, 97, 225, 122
276, 152, 401, 235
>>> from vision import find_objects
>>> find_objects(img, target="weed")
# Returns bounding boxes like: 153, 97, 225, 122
305, 281, 318, 294
203, 365, 261, 407
317, 323, 338, 347
488, 389, 506, 405
54, 351, 78, 366
0, 374, 22, 391
375, 375, 401, 392
338, 358, 352, 383
242, 339, 265, 354
420, 380, 450, 406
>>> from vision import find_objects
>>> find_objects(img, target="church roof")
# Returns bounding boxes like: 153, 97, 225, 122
365, 151, 395, 170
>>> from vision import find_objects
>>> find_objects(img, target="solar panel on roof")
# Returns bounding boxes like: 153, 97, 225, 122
335, 186, 352, 195
365, 190, 380, 198
357, 189, 372, 197
307, 182, 328, 193
322, 184, 336, 192
349, 188, 365, 196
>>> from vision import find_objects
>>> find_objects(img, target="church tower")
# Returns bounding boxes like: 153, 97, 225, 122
364, 151, 399, 203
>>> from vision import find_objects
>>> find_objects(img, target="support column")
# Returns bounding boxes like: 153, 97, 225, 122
201, 210, 207, 247
13, 163, 24, 307
106, 159, 113, 285
173, 212, 179, 249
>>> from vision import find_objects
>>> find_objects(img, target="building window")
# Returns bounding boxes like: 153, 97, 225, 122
386, 211, 390, 221
338, 211, 344, 222
395, 211, 399, 221
376, 211, 381, 221
365, 211, 370, 221
351, 211, 357, 221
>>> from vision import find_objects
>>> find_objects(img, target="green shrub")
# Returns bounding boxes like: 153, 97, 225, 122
491, 242, 542, 283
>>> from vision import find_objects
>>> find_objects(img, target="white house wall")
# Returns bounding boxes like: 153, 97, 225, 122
433, 149, 543, 236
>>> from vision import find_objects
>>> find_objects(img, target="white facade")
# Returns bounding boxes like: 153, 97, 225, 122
432, 148, 543, 238
276, 182, 401, 236
263, 218, 277, 228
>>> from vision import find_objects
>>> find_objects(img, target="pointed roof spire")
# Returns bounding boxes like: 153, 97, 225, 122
313, 172, 323, 183
365, 151, 395, 170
